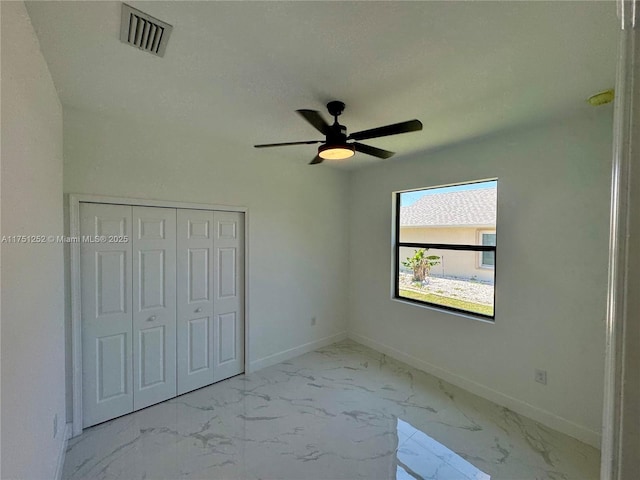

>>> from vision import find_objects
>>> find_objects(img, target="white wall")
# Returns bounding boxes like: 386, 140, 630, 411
348, 109, 613, 447
62, 106, 350, 416
1, 2, 66, 479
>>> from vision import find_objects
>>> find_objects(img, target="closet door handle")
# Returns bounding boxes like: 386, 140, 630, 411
147, 315, 157, 322
194, 308, 202, 313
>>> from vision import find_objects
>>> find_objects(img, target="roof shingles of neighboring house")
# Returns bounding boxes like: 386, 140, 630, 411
400, 187, 497, 227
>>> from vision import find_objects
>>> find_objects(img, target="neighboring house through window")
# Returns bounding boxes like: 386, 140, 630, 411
395, 180, 498, 319
478, 230, 496, 268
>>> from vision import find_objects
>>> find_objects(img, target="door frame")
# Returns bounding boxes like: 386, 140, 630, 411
69, 194, 250, 437
601, 1, 638, 479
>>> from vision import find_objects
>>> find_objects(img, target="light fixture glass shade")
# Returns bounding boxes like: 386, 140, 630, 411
318, 143, 355, 160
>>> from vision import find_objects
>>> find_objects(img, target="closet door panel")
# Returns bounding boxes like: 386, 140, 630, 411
132, 206, 177, 410
80, 203, 133, 427
80, 203, 246, 429
177, 209, 215, 394
213, 211, 245, 382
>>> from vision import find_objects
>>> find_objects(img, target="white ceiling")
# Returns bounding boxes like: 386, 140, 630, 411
25, 1, 618, 169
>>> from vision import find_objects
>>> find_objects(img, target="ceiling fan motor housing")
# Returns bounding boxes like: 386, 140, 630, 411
327, 124, 348, 143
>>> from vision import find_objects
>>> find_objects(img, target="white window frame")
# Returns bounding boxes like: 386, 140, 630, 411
477, 230, 496, 269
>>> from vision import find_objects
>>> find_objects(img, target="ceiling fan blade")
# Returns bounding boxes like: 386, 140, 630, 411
352, 142, 395, 159
348, 119, 423, 141
309, 155, 324, 165
296, 109, 331, 135
254, 140, 322, 148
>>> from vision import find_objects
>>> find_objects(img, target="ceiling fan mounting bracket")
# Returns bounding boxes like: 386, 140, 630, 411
326, 100, 346, 118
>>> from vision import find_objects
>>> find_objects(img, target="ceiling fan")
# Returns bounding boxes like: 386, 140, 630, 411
254, 101, 423, 165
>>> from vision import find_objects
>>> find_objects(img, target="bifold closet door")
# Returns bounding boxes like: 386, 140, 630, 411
80, 203, 133, 427
132, 207, 177, 410
213, 211, 245, 382
80, 203, 244, 427
176, 209, 215, 395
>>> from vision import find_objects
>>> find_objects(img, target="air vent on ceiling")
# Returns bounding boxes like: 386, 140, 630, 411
120, 3, 172, 57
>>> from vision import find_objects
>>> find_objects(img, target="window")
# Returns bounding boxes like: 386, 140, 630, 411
394, 180, 497, 319
479, 231, 496, 268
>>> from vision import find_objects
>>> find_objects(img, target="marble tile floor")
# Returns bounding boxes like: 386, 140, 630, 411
62, 340, 600, 480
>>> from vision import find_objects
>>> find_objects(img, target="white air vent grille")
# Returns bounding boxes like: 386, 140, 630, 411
120, 4, 172, 57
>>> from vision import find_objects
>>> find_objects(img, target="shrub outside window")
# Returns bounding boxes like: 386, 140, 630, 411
395, 180, 497, 319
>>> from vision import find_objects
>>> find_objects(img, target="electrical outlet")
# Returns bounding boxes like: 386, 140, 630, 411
53, 414, 58, 438
534, 369, 547, 385
311, 316, 316, 326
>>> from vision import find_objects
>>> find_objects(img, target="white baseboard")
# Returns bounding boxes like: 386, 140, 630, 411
250, 331, 347, 372
54, 422, 72, 480
348, 331, 601, 449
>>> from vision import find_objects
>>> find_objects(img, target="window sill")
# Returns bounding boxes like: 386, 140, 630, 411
391, 296, 495, 324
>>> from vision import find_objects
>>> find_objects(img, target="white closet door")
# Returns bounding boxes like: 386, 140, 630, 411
132, 206, 177, 410
176, 209, 215, 395
80, 203, 133, 427
213, 211, 245, 382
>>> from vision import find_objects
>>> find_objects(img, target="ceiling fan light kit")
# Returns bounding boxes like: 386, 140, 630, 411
254, 100, 423, 165
318, 143, 355, 160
